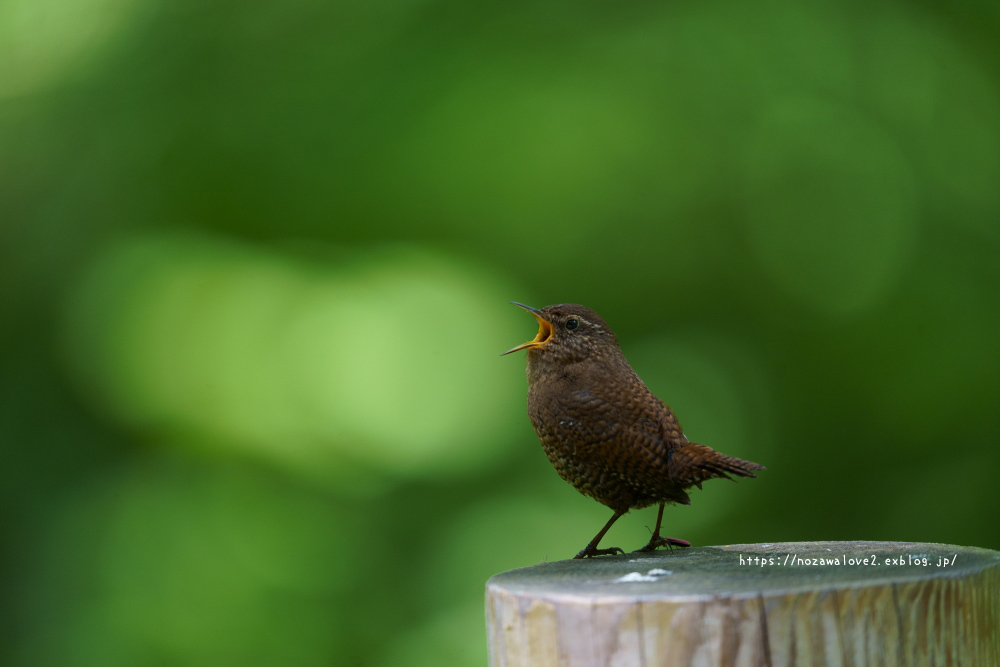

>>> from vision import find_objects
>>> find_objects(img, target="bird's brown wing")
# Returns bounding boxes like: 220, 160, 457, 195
668, 441, 765, 487
609, 376, 764, 490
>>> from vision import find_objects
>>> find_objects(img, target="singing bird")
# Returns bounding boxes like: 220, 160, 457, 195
503, 303, 764, 559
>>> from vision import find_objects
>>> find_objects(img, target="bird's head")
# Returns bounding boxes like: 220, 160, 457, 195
501, 303, 620, 365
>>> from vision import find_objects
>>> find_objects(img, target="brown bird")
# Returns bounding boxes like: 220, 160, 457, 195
503, 303, 764, 559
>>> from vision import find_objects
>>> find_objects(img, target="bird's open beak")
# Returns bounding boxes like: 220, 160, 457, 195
501, 302, 554, 355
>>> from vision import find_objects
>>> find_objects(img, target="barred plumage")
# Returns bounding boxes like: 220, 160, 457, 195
504, 303, 764, 559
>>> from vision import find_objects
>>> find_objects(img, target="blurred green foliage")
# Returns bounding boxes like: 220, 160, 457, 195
2, 0, 999, 664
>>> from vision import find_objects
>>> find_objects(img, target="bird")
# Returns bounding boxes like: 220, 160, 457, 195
502, 303, 764, 559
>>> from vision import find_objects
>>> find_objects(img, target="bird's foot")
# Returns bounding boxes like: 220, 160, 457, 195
573, 545, 625, 559
633, 536, 691, 553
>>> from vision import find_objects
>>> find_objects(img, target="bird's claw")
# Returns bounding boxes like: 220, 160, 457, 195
633, 536, 691, 553
573, 546, 625, 559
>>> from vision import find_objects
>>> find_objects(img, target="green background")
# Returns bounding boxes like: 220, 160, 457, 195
2, 0, 999, 664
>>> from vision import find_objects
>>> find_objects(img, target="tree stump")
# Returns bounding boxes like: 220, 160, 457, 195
486, 541, 1000, 667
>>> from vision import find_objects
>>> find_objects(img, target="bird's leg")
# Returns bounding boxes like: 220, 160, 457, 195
634, 503, 691, 553
574, 510, 626, 559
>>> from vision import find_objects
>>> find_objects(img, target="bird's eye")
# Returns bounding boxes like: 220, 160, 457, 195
565, 318, 579, 330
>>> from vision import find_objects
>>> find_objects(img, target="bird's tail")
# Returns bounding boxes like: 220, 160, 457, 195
669, 442, 765, 489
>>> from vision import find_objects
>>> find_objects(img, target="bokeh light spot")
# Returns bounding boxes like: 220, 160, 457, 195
64, 234, 524, 485
286, 254, 523, 474
0, 0, 150, 98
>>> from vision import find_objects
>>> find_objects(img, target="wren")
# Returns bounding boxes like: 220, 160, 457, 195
503, 303, 764, 559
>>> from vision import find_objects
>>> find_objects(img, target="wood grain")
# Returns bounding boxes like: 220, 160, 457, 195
486, 541, 1000, 667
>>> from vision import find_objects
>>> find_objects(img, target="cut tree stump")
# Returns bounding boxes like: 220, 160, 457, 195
486, 541, 1000, 667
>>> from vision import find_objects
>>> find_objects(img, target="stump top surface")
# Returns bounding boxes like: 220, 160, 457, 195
487, 541, 1000, 602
